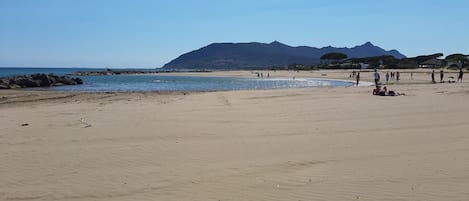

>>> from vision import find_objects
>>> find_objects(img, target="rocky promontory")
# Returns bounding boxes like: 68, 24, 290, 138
0, 74, 83, 89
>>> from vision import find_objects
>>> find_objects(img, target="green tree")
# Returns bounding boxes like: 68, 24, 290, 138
320, 52, 348, 64
446, 54, 468, 67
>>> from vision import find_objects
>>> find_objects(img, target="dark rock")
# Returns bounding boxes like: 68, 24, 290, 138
0, 73, 83, 89
0, 79, 10, 89
72, 77, 83, 85
0, 78, 10, 84
0, 83, 10, 89
12, 77, 41, 87
9, 84, 21, 89
58, 76, 77, 85
31, 73, 52, 86
48, 74, 59, 85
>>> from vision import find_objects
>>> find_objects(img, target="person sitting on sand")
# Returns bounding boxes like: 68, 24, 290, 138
373, 85, 381, 95
372, 85, 387, 96
372, 85, 403, 96
373, 85, 380, 95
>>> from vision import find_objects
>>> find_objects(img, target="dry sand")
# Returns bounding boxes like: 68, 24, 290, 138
1, 70, 469, 201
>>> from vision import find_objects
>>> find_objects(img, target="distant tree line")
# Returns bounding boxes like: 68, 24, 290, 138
320, 52, 348, 64
271, 52, 469, 70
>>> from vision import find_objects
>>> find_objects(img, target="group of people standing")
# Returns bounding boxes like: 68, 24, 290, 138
256, 72, 269, 78
431, 68, 464, 83
374, 70, 401, 86
356, 70, 402, 86
384, 71, 400, 84
355, 68, 464, 86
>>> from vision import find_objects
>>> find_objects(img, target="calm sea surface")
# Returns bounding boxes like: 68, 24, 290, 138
0, 67, 354, 92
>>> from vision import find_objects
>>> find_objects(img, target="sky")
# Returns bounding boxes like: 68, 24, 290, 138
1, 0, 468, 68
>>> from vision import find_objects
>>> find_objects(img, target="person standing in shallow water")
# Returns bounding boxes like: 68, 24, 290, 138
356, 72, 360, 86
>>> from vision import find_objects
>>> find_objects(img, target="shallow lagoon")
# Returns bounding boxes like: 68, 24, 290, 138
44, 75, 354, 92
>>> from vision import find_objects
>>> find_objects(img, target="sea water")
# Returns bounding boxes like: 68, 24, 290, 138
0, 68, 354, 92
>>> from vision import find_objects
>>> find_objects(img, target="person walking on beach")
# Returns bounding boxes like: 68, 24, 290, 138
356, 72, 360, 86
385, 72, 390, 84
396, 71, 400, 81
458, 68, 464, 82
431, 70, 436, 83
440, 69, 444, 83
411, 72, 414, 80
373, 69, 380, 86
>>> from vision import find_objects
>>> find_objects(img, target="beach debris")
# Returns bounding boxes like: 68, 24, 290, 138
21, 123, 29, 126
79, 118, 92, 128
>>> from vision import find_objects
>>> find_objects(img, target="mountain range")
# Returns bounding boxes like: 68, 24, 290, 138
163, 41, 406, 69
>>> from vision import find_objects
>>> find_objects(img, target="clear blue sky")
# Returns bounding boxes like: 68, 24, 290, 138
1, 0, 468, 68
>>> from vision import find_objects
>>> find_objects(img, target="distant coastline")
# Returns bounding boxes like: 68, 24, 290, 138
68, 69, 212, 76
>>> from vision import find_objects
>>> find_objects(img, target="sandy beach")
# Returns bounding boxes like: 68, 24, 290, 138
1, 70, 469, 201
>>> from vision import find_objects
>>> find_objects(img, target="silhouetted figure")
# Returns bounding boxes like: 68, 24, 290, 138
458, 68, 464, 82
396, 71, 400, 81
385, 72, 390, 83
411, 72, 414, 80
431, 70, 436, 83
356, 72, 360, 86
440, 70, 444, 83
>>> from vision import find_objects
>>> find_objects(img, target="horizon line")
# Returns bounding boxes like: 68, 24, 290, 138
0, 66, 161, 69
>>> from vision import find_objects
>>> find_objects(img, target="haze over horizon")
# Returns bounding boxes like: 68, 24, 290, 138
1, 0, 468, 68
